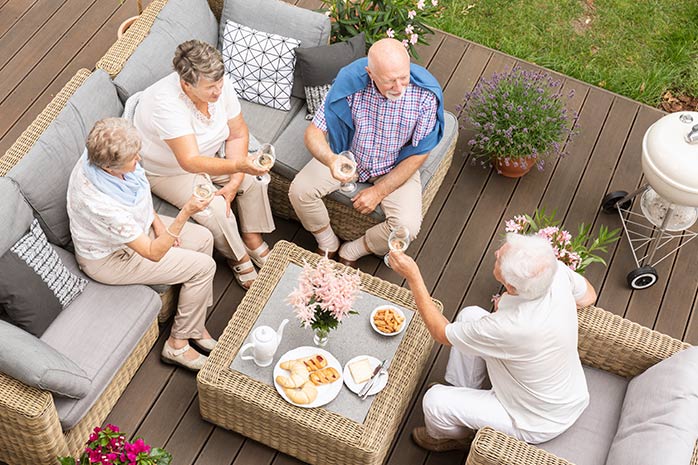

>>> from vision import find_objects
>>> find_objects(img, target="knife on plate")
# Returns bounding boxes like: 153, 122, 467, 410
358, 359, 386, 397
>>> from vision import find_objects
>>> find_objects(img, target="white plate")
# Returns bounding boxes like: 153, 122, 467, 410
273, 346, 343, 408
343, 355, 388, 397
370, 305, 406, 336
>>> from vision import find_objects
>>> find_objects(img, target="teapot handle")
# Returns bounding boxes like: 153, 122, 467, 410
240, 342, 255, 360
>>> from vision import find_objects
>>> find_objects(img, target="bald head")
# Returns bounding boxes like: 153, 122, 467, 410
366, 39, 411, 101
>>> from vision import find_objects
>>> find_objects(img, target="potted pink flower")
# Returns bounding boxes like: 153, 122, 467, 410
287, 257, 362, 346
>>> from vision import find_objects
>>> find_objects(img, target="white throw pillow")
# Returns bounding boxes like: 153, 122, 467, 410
221, 20, 300, 111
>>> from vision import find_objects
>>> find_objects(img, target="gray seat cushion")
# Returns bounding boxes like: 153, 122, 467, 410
0, 177, 34, 257
6, 70, 123, 247
271, 109, 459, 221
240, 97, 305, 145
41, 248, 161, 430
220, 0, 331, 99
605, 347, 698, 465
113, 0, 218, 102
539, 366, 628, 465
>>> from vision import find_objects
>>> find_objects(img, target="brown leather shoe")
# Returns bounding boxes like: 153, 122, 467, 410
411, 426, 473, 452
315, 248, 338, 260
338, 255, 358, 269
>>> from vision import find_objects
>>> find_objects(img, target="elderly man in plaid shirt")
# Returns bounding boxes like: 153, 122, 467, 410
289, 38, 445, 266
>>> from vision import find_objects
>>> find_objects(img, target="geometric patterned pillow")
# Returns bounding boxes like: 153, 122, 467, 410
221, 20, 301, 111
0, 219, 88, 336
304, 84, 332, 120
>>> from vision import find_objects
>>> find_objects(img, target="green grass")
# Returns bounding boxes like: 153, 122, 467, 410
431, 0, 698, 107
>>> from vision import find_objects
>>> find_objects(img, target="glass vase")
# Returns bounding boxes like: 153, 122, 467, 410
312, 327, 329, 347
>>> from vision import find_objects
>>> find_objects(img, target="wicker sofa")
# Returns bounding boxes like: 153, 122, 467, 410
465, 305, 698, 465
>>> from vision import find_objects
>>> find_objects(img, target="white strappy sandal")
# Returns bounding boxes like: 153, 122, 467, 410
245, 241, 271, 269
228, 259, 258, 290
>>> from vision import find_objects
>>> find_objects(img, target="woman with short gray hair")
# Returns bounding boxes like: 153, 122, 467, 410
134, 39, 275, 290
67, 117, 218, 371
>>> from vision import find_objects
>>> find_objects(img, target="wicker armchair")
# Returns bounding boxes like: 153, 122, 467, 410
465, 305, 697, 465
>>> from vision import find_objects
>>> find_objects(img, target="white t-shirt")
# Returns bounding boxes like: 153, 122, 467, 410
446, 262, 590, 434
133, 72, 242, 176
66, 160, 155, 260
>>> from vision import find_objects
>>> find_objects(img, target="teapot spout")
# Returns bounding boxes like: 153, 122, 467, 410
276, 318, 289, 343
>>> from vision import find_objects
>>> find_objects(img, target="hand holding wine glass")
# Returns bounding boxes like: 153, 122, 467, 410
332, 150, 358, 194
384, 225, 410, 268
250, 143, 275, 184
192, 172, 215, 217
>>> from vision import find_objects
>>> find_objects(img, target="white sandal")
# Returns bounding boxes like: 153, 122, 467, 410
245, 242, 270, 269
228, 259, 258, 290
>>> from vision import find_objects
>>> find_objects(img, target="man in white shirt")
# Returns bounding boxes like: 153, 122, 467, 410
388, 233, 596, 452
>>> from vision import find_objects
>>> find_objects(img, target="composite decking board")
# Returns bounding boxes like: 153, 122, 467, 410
193, 427, 245, 465
0, 0, 99, 103
0, 0, 36, 39
0, 0, 128, 153
231, 440, 277, 465
412, 31, 446, 68
683, 296, 698, 345
422, 34, 467, 88
654, 238, 698, 340
163, 397, 216, 465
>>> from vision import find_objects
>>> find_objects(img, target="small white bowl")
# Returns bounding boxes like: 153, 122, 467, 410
370, 305, 406, 336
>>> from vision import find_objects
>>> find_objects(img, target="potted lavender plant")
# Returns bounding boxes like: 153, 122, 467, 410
459, 67, 579, 178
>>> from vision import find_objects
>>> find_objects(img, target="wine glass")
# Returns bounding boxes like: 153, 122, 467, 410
384, 225, 411, 268
192, 172, 215, 217
334, 150, 358, 194
251, 143, 275, 185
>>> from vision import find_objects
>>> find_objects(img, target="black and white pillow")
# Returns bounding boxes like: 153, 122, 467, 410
304, 83, 333, 120
0, 219, 88, 336
221, 20, 301, 111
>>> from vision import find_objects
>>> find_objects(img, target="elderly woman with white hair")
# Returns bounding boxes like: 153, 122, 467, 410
67, 117, 217, 371
388, 233, 597, 452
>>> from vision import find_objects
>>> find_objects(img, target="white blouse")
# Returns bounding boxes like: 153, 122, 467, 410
134, 72, 242, 177
67, 160, 155, 260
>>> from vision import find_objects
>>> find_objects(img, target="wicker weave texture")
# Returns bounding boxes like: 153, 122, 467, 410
0, 319, 158, 465
95, 0, 166, 77
269, 135, 456, 241
198, 240, 439, 465
157, 285, 179, 324
0, 69, 92, 176
207, 0, 223, 19
466, 427, 574, 465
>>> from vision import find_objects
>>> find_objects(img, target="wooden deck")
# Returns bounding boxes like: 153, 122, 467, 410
2, 1, 697, 464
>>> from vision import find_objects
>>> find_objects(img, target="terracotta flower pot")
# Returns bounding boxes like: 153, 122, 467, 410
117, 16, 140, 39
494, 156, 536, 178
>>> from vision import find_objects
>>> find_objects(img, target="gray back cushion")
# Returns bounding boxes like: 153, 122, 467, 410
240, 97, 305, 144
220, 0, 331, 99
605, 347, 698, 465
42, 248, 161, 430
539, 366, 628, 465
0, 177, 34, 255
113, 0, 218, 102
6, 70, 123, 247
0, 319, 91, 399
271, 109, 459, 221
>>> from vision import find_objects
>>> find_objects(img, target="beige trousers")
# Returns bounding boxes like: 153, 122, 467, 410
76, 218, 216, 340
288, 158, 423, 255
148, 172, 275, 260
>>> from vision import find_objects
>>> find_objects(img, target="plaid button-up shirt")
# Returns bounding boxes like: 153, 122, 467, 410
313, 82, 438, 182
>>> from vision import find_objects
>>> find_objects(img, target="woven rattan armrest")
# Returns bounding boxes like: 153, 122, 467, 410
577, 305, 690, 378
465, 427, 573, 465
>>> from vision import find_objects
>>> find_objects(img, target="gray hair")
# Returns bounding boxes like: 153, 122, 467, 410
499, 233, 557, 299
86, 118, 141, 170
173, 40, 224, 86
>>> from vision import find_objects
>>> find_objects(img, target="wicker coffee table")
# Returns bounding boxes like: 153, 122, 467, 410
197, 241, 440, 465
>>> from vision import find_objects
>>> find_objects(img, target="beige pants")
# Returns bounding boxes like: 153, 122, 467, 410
148, 172, 275, 260
76, 218, 216, 340
288, 158, 423, 255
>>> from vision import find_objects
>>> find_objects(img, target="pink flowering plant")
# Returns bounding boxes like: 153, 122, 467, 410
320, 0, 444, 57
459, 67, 579, 172
504, 209, 620, 274
287, 257, 362, 337
57, 425, 171, 465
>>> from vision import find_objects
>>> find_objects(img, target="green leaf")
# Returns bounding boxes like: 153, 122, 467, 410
57, 457, 76, 465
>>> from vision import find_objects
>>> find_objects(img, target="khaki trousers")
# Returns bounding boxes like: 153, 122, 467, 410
288, 158, 423, 255
76, 218, 216, 340
148, 172, 275, 260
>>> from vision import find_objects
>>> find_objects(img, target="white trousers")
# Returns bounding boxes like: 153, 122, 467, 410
422, 306, 557, 444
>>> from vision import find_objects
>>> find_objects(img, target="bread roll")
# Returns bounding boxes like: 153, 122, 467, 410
309, 367, 340, 385
284, 381, 318, 405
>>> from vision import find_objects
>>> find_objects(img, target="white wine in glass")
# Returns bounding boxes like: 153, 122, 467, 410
252, 143, 275, 185
335, 150, 358, 194
192, 172, 215, 217
384, 225, 410, 267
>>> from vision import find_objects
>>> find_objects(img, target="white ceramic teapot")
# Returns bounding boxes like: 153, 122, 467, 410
240, 319, 289, 367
